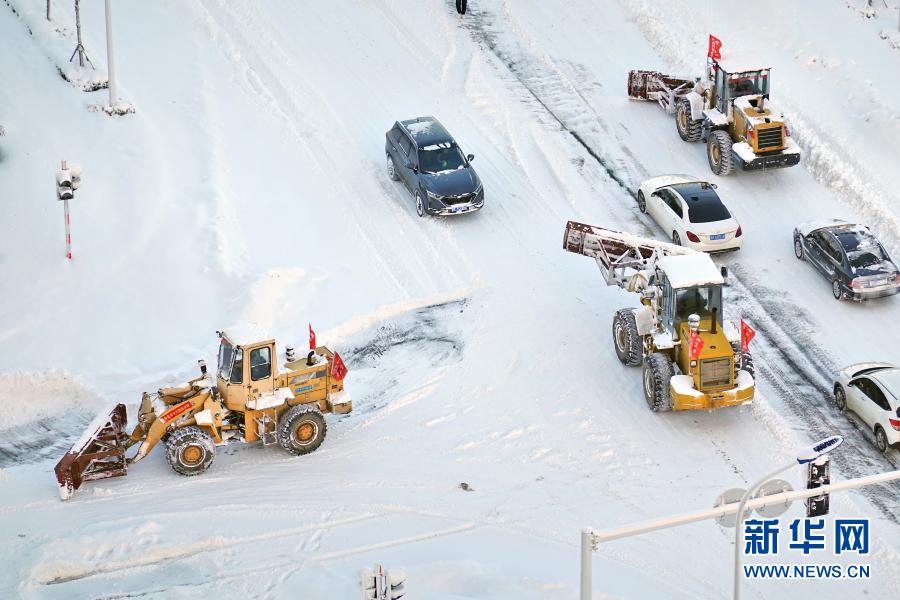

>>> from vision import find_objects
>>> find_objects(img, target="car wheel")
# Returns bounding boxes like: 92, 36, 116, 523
637, 191, 646, 213
831, 279, 843, 301
793, 238, 804, 260
834, 385, 847, 413
415, 191, 426, 218
387, 155, 399, 181
874, 426, 888, 454
672, 231, 681, 246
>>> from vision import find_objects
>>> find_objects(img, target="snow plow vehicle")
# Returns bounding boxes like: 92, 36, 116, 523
563, 221, 754, 411
628, 35, 800, 175
54, 331, 351, 500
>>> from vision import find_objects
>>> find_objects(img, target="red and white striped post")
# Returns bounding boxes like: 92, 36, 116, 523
62, 160, 72, 260
55, 160, 80, 261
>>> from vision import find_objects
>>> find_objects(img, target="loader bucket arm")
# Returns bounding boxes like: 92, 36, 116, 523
563, 220, 695, 287
54, 403, 129, 500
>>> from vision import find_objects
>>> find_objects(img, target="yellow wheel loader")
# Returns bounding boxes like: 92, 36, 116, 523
628, 49, 800, 175
54, 331, 352, 499
563, 221, 755, 411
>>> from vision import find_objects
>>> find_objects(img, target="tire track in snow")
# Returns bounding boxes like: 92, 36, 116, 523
458, 3, 900, 523
192, 0, 474, 298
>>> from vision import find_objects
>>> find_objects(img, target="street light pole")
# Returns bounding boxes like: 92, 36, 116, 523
733, 461, 794, 600
104, 0, 117, 108
733, 436, 842, 600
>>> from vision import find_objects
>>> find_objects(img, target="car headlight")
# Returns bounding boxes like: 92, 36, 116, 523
426, 190, 442, 200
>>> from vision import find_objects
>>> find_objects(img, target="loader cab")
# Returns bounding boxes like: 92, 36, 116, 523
712, 60, 770, 115
657, 254, 725, 340
216, 333, 277, 411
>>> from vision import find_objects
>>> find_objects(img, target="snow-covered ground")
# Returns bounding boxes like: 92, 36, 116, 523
1, 1, 899, 598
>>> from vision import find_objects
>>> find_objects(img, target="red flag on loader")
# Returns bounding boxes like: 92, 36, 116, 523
308, 323, 316, 350
741, 319, 756, 352
689, 331, 705, 359
331, 352, 348, 381
707, 34, 722, 60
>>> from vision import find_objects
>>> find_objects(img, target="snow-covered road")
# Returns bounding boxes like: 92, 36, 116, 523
1, 1, 899, 598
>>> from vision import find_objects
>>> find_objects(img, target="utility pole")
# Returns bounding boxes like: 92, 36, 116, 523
105, 0, 117, 108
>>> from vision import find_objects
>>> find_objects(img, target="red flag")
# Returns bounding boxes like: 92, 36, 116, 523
308, 323, 316, 350
331, 352, 348, 381
707, 34, 722, 60
689, 331, 705, 359
740, 319, 756, 352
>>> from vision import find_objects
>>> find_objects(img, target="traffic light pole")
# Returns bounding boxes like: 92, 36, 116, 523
579, 469, 900, 600
63, 196, 72, 260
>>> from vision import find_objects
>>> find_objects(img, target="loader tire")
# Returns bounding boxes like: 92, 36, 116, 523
741, 351, 755, 379
612, 309, 643, 367
166, 426, 215, 476
278, 405, 327, 456
676, 99, 702, 142
643, 353, 673, 412
707, 130, 734, 176
731, 343, 755, 379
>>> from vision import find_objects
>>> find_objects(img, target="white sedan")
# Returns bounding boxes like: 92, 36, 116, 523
637, 175, 743, 252
833, 362, 900, 453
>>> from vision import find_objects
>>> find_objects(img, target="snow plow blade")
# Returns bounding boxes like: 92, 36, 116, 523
627, 70, 694, 112
54, 403, 129, 500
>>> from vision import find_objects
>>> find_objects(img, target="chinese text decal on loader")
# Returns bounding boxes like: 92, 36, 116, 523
54, 331, 352, 500
628, 34, 800, 175
563, 221, 755, 411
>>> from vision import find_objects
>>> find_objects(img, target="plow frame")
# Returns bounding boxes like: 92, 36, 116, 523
627, 69, 696, 114
563, 221, 694, 288
54, 403, 129, 500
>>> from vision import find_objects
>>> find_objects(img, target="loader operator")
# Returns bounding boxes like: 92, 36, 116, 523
676, 287, 711, 320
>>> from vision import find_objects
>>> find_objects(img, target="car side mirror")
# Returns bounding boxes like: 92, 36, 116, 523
467, 153, 475, 162
406, 162, 417, 173
847, 380, 857, 388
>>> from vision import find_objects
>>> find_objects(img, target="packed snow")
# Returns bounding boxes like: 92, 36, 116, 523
1, 1, 899, 599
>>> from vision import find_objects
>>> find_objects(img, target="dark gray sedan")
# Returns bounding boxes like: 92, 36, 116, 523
385, 116, 484, 217
793, 219, 900, 300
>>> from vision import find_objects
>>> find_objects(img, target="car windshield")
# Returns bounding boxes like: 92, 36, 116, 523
687, 199, 731, 223
675, 285, 723, 322
727, 71, 770, 97
419, 145, 466, 174
672, 183, 731, 223
848, 248, 888, 269
836, 231, 889, 269
218, 340, 235, 380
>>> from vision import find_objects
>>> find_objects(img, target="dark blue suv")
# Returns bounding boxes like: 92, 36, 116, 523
385, 117, 484, 217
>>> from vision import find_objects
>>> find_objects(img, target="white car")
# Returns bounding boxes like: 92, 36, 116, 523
637, 175, 743, 252
833, 362, 900, 453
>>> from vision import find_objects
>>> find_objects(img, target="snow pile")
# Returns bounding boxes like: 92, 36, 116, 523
4, 0, 108, 91
0, 370, 100, 430
0, 371, 103, 469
